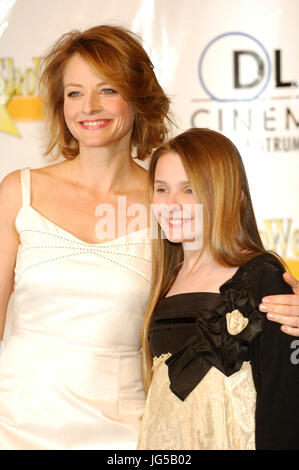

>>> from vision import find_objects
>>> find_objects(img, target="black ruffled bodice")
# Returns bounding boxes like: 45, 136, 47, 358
148, 253, 282, 401
147, 253, 299, 450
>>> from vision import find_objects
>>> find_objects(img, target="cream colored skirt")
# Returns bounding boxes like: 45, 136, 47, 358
138, 354, 256, 450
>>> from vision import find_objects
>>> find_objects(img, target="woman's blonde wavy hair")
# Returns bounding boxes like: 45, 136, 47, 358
39, 25, 172, 160
141, 127, 270, 392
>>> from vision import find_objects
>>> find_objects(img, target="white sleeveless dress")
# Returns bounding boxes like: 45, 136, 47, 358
0, 168, 151, 450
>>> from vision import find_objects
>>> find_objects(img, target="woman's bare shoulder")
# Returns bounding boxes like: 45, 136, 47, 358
31, 162, 74, 191
0, 162, 68, 214
0, 170, 23, 223
0, 169, 22, 199
31, 161, 70, 177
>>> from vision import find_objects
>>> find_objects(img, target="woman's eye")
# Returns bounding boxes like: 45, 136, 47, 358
185, 188, 193, 194
102, 88, 116, 95
67, 91, 80, 98
154, 187, 167, 193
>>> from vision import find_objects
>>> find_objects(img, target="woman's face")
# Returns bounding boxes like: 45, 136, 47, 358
152, 152, 203, 247
63, 53, 135, 151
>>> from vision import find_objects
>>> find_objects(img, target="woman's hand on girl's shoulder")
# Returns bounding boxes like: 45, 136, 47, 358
259, 272, 299, 337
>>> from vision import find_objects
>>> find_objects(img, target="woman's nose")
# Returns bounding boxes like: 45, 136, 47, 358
83, 92, 102, 114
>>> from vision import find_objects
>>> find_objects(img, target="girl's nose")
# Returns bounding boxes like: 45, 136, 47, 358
166, 192, 182, 208
165, 194, 183, 216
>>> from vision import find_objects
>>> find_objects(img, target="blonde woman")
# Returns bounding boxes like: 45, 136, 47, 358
138, 128, 299, 450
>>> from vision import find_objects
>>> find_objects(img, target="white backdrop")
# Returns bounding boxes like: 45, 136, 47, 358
0, 0, 298, 276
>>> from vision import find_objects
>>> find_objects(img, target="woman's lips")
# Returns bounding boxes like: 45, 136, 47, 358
78, 119, 113, 130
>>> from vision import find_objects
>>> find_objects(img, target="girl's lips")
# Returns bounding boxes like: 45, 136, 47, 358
169, 219, 192, 225
164, 217, 193, 228
78, 119, 113, 130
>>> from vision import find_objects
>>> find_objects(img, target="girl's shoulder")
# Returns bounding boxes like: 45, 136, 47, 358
220, 252, 291, 303
237, 252, 284, 278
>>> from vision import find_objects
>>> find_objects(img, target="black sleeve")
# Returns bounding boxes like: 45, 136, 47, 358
249, 262, 299, 450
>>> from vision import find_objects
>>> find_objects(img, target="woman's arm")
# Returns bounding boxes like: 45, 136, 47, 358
251, 264, 299, 450
259, 273, 299, 337
0, 171, 22, 340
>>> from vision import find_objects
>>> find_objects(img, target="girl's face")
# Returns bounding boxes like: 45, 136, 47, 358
152, 152, 203, 247
63, 53, 135, 152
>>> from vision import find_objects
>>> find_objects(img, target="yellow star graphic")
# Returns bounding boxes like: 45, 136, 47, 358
0, 79, 20, 136
0, 101, 20, 136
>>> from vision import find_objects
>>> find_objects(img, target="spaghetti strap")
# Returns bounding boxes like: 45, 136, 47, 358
20, 167, 31, 207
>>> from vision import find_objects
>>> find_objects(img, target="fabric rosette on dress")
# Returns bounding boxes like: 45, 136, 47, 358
165, 286, 264, 400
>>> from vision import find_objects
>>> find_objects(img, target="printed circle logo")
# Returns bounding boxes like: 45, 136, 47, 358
198, 32, 271, 102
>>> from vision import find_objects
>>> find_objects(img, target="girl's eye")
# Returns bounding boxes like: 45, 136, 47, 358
185, 188, 193, 194
154, 187, 167, 193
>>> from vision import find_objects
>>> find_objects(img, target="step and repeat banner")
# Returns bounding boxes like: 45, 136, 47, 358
0, 0, 298, 276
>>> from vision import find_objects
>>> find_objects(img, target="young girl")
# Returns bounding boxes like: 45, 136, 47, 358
138, 128, 299, 450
